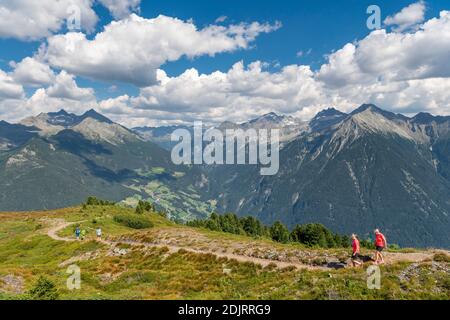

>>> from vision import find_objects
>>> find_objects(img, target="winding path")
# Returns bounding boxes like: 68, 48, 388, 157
46, 219, 442, 270
47, 220, 77, 242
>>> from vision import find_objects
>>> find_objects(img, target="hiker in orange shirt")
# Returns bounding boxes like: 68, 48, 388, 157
351, 234, 362, 267
374, 229, 387, 264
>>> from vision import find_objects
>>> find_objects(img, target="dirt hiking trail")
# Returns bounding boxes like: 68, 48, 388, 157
46, 219, 445, 271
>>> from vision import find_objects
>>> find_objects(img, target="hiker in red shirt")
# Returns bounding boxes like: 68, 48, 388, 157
374, 229, 387, 265
351, 234, 362, 267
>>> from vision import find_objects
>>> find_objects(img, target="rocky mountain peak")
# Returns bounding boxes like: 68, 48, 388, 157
80, 109, 113, 124
309, 107, 347, 132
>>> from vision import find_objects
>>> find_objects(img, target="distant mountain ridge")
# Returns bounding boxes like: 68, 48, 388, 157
309, 108, 347, 132
0, 109, 211, 218
134, 111, 308, 149
2, 105, 450, 248
189, 104, 450, 248
18, 109, 138, 146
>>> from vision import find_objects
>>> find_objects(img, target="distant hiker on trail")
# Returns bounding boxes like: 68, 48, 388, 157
351, 234, 362, 267
374, 229, 387, 264
80, 229, 87, 241
75, 226, 80, 240
96, 227, 102, 239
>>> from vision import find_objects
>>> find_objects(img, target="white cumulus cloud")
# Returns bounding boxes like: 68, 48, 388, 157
0, 72, 95, 123
96, 61, 332, 126
0, 0, 98, 40
384, 1, 426, 32
45, 71, 95, 101
318, 10, 450, 87
42, 14, 281, 86
98, 0, 141, 19
0, 69, 24, 100
10, 57, 55, 87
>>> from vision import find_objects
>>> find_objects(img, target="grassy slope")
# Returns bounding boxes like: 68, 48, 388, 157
0, 206, 449, 300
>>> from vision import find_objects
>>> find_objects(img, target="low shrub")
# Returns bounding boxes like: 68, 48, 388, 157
441, 277, 450, 290
433, 253, 450, 263
29, 276, 59, 300
387, 244, 401, 251
113, 214, 154, 229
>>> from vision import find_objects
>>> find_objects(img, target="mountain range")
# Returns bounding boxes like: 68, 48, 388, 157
193, 104, 450, 247
1, 105, 450, 247
0, 109, 212, 219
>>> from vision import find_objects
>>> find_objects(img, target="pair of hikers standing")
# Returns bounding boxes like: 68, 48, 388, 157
351, 229, 387, 267
75, 226, 102, 240
75, 227, 86, 240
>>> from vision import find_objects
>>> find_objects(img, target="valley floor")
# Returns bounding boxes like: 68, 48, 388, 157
0, 205, 449, 300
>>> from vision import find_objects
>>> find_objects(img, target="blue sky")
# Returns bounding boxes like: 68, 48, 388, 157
146, 0, 445, 75
3, 1, 445, 77
0, 0, 449, 126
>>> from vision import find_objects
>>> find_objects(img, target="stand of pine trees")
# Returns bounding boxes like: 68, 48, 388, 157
84, 196, 115, 206
187, 213, 351, 248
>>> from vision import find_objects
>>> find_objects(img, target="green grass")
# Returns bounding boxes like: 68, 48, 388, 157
0, 206, 449, 300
